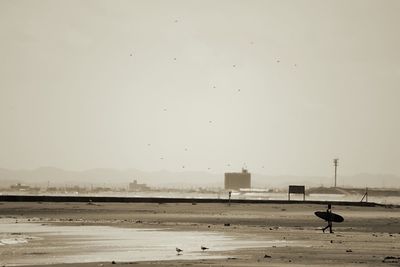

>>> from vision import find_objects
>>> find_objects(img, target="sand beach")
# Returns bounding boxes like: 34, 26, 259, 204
0, 200, 399, 267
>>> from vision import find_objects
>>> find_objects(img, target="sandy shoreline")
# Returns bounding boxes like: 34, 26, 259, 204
0, 201, 399, 266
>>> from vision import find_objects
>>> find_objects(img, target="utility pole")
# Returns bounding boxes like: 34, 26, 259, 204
333, 158, 339, 187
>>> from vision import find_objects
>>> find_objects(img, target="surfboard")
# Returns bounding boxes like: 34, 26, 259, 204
314, 211, 344, 223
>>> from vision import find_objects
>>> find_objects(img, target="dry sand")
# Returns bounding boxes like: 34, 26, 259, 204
0, 201, 399, 266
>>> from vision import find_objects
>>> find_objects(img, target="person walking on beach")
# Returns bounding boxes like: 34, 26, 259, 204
322, 204, 333, 233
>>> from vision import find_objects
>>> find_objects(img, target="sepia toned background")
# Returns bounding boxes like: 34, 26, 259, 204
1, 0, 399, 187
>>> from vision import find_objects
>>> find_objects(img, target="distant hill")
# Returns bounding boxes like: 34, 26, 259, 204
0, 167, 399, 189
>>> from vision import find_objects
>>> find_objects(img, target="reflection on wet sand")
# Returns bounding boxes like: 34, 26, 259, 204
0, 221, 298, 266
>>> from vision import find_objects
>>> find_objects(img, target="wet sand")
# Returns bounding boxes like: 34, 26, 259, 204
0, 201, 399, 266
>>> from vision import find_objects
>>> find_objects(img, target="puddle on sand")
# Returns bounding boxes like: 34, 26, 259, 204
0, 221, 295, 266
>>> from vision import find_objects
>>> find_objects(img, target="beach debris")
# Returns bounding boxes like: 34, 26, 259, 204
383, 256, 400, 263
201, 246, 209, 251
111, 260, 116, 264
264, 254, 272, 258
346, 249, 353, 253
176, 247, 183, 255
224, 223, 230, 227
227, 257, 237, 260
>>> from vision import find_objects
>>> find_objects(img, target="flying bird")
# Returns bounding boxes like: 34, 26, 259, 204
176, 247, 183, 254
201, 246, 209, 251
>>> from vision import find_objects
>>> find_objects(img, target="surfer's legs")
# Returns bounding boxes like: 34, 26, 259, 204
322, 222, 333, 233
329, 222, 333, 233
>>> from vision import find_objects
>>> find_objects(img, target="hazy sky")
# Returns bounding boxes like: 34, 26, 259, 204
1, 0, 399, 176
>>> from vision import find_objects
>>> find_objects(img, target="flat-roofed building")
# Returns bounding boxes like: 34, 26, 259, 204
224, 168, 251, 190
129, 180, 150, 191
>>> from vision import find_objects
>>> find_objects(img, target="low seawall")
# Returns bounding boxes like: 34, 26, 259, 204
0, 194, 385, 207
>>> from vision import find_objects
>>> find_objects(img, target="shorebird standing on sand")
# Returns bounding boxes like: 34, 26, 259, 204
201, 246, 209, 251
176, 247, 183, 255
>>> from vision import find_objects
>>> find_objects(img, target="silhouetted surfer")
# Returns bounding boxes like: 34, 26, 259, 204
322, 204, 333, 233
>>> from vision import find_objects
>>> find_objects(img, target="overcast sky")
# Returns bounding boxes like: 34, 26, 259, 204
0, 0, 399, 177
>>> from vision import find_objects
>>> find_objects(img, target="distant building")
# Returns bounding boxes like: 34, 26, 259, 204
224, 168, 251, 190
129, 180, 150, 191
10, 183, 40, 193
10, 183, 31, 191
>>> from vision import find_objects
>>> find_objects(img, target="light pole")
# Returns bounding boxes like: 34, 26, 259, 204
333, 158, 339, 187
